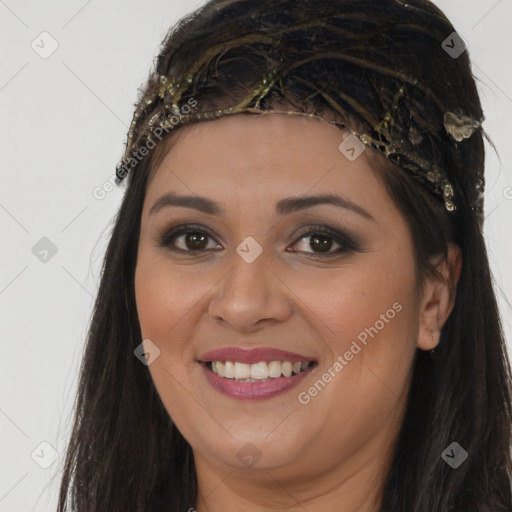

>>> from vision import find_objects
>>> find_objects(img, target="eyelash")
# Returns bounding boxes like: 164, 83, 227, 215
159, 223, 359, 259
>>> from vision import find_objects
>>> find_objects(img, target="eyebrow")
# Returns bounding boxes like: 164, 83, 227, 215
149, 192, 375, 221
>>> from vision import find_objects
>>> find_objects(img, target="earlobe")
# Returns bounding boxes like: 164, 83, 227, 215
417, 244, 462, 351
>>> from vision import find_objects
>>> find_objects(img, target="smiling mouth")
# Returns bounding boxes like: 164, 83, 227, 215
205, 360, 317, 382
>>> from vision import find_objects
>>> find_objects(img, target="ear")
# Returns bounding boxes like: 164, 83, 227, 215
417, 244, 462, 351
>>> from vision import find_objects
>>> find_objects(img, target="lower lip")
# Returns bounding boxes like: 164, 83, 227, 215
200, 363, 315, 400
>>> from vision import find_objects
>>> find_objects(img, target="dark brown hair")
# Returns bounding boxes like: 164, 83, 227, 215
56, 1, 512, 510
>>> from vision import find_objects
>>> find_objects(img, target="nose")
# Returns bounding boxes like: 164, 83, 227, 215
208, 249, 293, 333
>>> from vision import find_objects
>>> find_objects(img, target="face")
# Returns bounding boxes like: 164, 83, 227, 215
135, 114, 422, 494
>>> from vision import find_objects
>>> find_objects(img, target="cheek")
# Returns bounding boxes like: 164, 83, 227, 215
134, 257, 205, 431
135, 255, 202, 349
283, 254, 419, 456
134, 256, 200, 406
302, 253, 415, 332
136, 262, 170, 341
293, 250, 419, 395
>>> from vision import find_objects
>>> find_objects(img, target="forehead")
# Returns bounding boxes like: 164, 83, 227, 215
143, 113, 396, 222
150, 115, 354, 178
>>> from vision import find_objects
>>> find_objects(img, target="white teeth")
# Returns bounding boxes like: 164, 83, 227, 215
268, 360, 282, 378
251, 362, 269, 379
234, 362, 252, 379
209, 360, 312, 380
216, 361, 225, 377
224, 361, 235, 379
282, 361, 292, 377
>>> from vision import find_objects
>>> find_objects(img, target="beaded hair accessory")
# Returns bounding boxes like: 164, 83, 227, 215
115, 12, 484, 214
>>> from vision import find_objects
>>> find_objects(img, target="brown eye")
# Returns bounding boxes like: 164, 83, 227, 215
291, 231, 343, 256
161, 224, 357, 258
306, 233, 339, 253
179, 231, 209, 251
160, 225, 221, 252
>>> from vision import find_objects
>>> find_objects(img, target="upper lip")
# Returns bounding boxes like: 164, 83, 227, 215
198, 347, 317, 365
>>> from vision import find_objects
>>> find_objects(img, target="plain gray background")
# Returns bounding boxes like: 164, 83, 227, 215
1, 1, 511, 510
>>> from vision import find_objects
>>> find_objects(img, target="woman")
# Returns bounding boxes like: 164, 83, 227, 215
56, 0, 512, 510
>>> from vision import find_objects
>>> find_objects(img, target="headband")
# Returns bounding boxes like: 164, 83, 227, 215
115, 29, 483, 213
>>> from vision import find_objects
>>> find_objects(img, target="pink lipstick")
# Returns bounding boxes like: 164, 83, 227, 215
198, 346, 317, 400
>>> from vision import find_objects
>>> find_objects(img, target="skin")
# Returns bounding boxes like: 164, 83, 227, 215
134, 114, 461, 512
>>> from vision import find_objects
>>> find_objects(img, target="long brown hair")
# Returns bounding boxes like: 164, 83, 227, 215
57, 1, 512, 510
